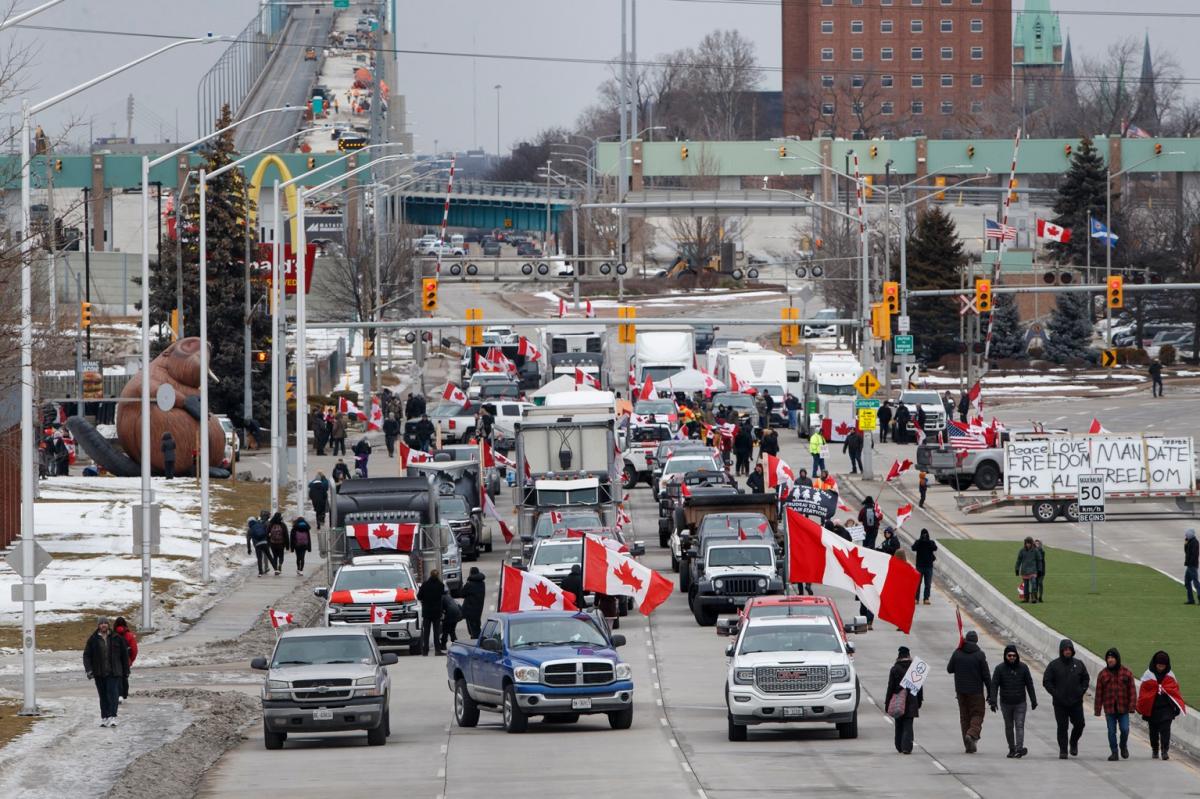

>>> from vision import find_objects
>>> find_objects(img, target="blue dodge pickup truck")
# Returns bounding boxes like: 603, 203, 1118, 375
446, 610, 634, 733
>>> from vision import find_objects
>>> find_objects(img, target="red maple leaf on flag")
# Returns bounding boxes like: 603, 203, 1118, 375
612, 560, 644, 592
527, 581, 559, 608
371, 524, 394, 540
835, 421, 854, 436
832, 546, 877, 589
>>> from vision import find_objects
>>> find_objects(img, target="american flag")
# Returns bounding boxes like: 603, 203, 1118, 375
985, 219, 1017, 241
946, 420, 988, 450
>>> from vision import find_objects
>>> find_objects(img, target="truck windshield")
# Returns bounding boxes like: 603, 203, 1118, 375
438, 496, 470, 517
509, 617, 609, 649
712, 393, 755, 409
333, 568, 413, 592
902, 392, 942, 405
700, 514, 770, 537
749, 604, 836, 625
664, 457, 719, 477
634, 400, 676, 416
816, 384, 857, 396
739, 625, 841, 654
531, 542, 582, 566
271, 635, 376, 667
642, 366, 685, 382
708, 546, 773, 568
536, 487, 599, 506
535, 511, 601, 538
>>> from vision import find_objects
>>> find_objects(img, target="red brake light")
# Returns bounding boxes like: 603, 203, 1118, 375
449, 420, 456, 429
668, 414, 677, 422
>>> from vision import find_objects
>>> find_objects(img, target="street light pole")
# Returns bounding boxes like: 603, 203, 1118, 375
493, 84, 502, 156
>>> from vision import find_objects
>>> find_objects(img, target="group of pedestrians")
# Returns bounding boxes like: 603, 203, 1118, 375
245, 510, 314, 577
415, 567, 488, 655
890, 634, 1186, 761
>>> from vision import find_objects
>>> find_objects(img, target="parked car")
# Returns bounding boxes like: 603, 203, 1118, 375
803, 308, 840, 338
482, 237, 502, 256
215, 414, 239, 471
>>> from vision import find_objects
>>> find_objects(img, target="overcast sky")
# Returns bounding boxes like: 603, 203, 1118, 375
5, 0, 1198, 152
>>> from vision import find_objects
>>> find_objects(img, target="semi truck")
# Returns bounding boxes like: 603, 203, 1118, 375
632, 328, 694, 385
710, 342, 789, 427
798, 352, 861, 443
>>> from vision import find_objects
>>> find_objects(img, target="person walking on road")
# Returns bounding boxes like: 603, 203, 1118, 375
290, 517, 313, 576
308, 472, 330, 530
1095, 647, 1138, 761
989, 643, 1037, 758
918, 470, 929, 508
382, 413, 400, 457
886, 646, 923, 754
947, 630, 991, 753
746, 462, 766, 494
1185, 529, 1200, 604
352, 436, 372, 478
82, 617, 130, 727
266, 512, 290, 576
330, 413, 347, 456
957, 391, 969, 423
1150, 358, 1164, 397
247, 514, 271, 576
879, 526, 901, 556
1043, 638, 1090, 759
160, 431, 176, 479
417, 569, 446, 655
733, 423, 753, 476
311, 407, 328, 455
843, 429, 864, 475
808, 428, 826, 475
759, 428, 780, 458
858, 497, 881, 549
461, 567, 487, 638
561, 564, 586, 609
878, 401, 893, 443
113, 617, 138, 702
1035, 539, 1046, 601
893, 404, 911, 445
1016, 537, 1041, 603
912, 529, 938, 603
1138, 650, 1185, 760
331, 458, 351, 485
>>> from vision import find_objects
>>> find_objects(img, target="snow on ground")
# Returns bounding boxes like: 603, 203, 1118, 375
921, 372, 1145, 386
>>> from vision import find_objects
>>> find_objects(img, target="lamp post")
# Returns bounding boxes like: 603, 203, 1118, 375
493, 84, 502, 155
16, 32, 223, 717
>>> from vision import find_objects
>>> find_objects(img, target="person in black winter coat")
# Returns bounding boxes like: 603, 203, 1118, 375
746, 463, 766, 494
266, 512, 290, 576
1184, 529, 1199, 604
733, 425, 753, 476
82, 617, 130, 727
912, 529, 937, 603
290, 517, 313, 576
331, 458, 351, 484
1141, 650, 1183, 760
352, 437, 372, 478
886, 646, 923, 754
759, 428, 779, 457
988, 643, 1037, 758
561, 565, 586, 609
308, 472, 330, 530
878, 402, 893, 443
383, 414, 401, 457
1042, 638, 1090, 758
878, 526, 901, 556
842, 430, 864, 474
417, 570, 446, 655
246, 515, 271, 575
893, 404, 911, 444
461, 567, 487, 638
947, 630, 991, 752
160, 431, 176, 478
858, 497, 881, 549
439, 589, 463, 649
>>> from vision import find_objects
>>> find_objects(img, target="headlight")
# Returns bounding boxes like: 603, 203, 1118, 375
512, 666, 540, 683
714, 579, 724, 590
734, 668, 755, 684
355, 676, 385, 696
267, 679, 289, 690
264, 679, 290, 699
830, 665, 851, 682
614, 663, 633, 680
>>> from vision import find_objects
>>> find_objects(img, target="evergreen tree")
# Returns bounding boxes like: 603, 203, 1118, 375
906, 207, 967, 362
1044, 291, 1093, 362
988, 292, 1025, 360
147, 104, 273, 423
1049, 136, 1110, 266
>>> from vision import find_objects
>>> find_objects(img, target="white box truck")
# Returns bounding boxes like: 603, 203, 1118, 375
632, 328, 695, 385
799, 352, 861, 443
711, 342, 789, 426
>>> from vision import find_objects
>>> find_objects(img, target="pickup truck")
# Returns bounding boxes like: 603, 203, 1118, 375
446, 610, 634, 733
895, 390, 948, 435
915, 425, 1067, 491
252, 627, 396, 749
620, 423, 673, 489
316, 555, 423, 655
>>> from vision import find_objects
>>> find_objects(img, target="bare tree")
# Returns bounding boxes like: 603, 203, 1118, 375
316, 223, 420, 328
785, 74, 907, 140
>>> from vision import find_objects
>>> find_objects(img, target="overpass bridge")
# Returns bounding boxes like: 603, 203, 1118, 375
398, 177, 579, 230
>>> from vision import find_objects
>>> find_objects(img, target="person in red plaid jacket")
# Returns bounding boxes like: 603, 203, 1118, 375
1094, 647, 1138, 761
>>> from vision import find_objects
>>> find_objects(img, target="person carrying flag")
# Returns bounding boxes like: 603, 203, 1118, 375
1138, 650, 1185, 760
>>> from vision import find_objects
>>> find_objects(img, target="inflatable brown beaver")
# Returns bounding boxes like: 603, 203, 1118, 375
67, 337, 229, 478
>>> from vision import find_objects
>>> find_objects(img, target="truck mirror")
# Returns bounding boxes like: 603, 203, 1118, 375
724, 643, 735, 658
510, 557, 525, 569
379, 653, 400, 666
631, 542, 646, 557
610, 634, 626, 648
471, 507, 481, 515
481, 638, 501, 653
250, 657, 268, 670
313, 587, 328, 598
845, 641, 856, 655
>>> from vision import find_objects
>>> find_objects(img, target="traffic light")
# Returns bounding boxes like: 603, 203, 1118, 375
307, 156, 316, 169
80, 301, 92, 328
54, 158, 63, 171
780, 307, 800, 347
170, 308, 179, 340
618, 306, 636, 344
253, 350, 269, 364
1064, 143, 1073, 158
421, 277, 439, 312
1009, 177, 1019, 202
869, 145, 878, 159
680, 145, 689, 160
975, 278, 992, 312
1107, 275, 1124, 309
883, 281, 899, 315
967, 145, 975, 159
935, 175, 946, 201
871, 302, 891, 340
863, 174, 874, 200
1154, 143, 1163, 156
363, 338, 373, 359
778, 145, 787, 158
465, 308, 484, 346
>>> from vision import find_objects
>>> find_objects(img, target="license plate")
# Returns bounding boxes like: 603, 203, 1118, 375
313, 708, 333, 721
783, 706, 805, 718
571, 698, 592, 710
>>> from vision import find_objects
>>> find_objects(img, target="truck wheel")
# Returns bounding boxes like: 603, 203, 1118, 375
670, 551, 679, 572
1061, 501, 1079, 523
679, 565, 691, 593
384, 707, 391, 737
727, 713, 748, 742
692, 599, 718, 627
1033, 502, 1058, 523
659, 528, 669, 549
409, 640, 423, 657
502, 685, 528, 733
263, 723, 285, 750
687, 584, 698, 610
623, 463, 638, 490
837, 711, 859, 739
454, 679, 480, 727
367, 718, 387, 746
608, 707, 634, 730
973, 462, 1000, 491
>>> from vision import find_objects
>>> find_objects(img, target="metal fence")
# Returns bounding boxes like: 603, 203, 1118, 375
196, 4, 292, 138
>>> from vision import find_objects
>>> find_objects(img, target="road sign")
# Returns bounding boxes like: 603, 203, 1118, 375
1077, 474, 1106, 522
854, 398, 881, 410
897, 315, 911, 334
1100, 348, 1118, 368
857, 408, 878, 431
894, 335, 914, 356
796, 285, 815, 304
900, 363, 919, 387
5, 540, 52, 578
958, 295, 978, 316
333, 0, 349, 7
853, 371, 880, 399
10, 583, 46, 602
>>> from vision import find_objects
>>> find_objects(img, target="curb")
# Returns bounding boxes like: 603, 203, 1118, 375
838, 472, 1200, 758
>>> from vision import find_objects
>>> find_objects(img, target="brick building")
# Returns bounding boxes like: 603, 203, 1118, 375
781, 0, 1012, 140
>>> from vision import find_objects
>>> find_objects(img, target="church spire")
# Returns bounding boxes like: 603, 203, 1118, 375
1131, 31, 1159, 134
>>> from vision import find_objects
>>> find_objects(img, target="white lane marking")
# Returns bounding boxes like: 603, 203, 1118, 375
698, 791, 709, 799
932, 760, 947, 773
669, 738, 678, 748
654, 682, 661, 691
681, 761, 693, 774
656, 698, 663, 706
651, 667, 658, 675
648, 653, 656, 660
1053, 416, 1066, 421
963, 788, 982, 799
645, 627, 651, 633
437, 768, 446, 778
660, 717, 668, 726
1102, 406, 1120, 411
440, 743, 447, 754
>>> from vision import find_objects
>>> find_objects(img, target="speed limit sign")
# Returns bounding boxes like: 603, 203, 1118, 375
1077, 474, 1106, 522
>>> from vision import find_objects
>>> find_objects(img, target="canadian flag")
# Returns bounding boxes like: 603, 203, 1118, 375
967, 381, 982, 416
442, 382, 471, 409
895, 503, 913, 529
584, 299, 595, 318
728, 372, 743, 393
885, 458, 913, 483
368, 396, 383, 432
1036, 218, 1071, 243
482, 492, 515, 544
575, 367, 601, 390
330, 587, 417, 604
913, 425, 927, 446
785, 509, 921, 633
518, 336, 543, 362
582, 536, 672, 615
268, 608, 294, 629
680, 482, 692, 498
370, 605, 393, 624
558, 297, 567, 318
338, 396, 362, 418
956, 605, 965, 648
1137, 668, 1187, 718
499, 563, 578, 611
475, 352, 504, 373
398, 441, 432, 469
763, 453, 794, 488
351, 521, 418, 551
639, 375, 656, 401
1088, 417, 1109, 435
486, 347, 517, 375
628, 365, 637, 390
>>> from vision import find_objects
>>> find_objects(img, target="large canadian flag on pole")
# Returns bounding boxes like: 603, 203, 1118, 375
638, 375, 656, 401
442, 382, 471, 409
338, 396, 362, 418
499, 563, 578, 611
582, 536, 672, 615
368, 396, 383, 432
398, 441, 432, 469
763, 453, 795, 488
1036, 218, 1071, 243
785, 509, 921, 632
